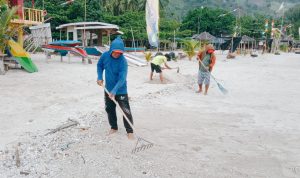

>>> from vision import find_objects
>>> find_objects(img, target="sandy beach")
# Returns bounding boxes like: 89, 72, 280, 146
1, 52, 300, 177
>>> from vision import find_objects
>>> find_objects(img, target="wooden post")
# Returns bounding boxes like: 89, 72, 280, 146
42, 11, 44, 22
248, 41, 250, 54
107, 30, 111, 45
0, 54, 7, 75
81, 30, 84, 46
38, 10, 41, 22
35, 9, 37, 22
22, 8, 25, 21
97, 30, 103, 46
45, 51, 51, 63
18, 28, 24, 48
89, 31, 93, 46
29, 9, 32, 21
68, 52, 71, 64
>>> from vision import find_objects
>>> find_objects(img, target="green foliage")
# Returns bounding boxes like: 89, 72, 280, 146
280, 44, 288, 52
0, 0, 7, 6
144, 51, 152, 62
273, 29, 281, 39
101, 10, 187, 43
101, 0, 141, 16
182, 40, 199, 60
101, 0, 169, 16
285, 4, 300, 39
165, 0, 300, 20
34, 0, 103, 40
103, 11, 146, 40
159, 18, 180, 39
0, 4, 18, 53
180, 7, 235, 36
240, 14, 267, 39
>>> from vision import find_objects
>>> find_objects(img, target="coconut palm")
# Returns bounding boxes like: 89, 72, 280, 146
144, 51, 152, 63
123, 0, 140, 11
183, 40, 199, 60
139, 0, 169, 10
101, 0, 169, 15
0, 3, 18, 53
0, 0, 6, 6
101, 0, 140, 16
272, 28, 281, 54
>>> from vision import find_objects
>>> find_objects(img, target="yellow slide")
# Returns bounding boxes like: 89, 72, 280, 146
8, 40, 30, 58
7, 40, 38, 73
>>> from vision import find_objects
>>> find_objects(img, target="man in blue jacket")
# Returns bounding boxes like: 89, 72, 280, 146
97, 36, 134, 140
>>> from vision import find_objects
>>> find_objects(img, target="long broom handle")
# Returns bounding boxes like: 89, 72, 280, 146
102, 86, 138, 135
198, 59, 218, 82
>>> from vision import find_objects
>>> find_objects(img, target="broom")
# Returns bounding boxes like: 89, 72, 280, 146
199, 60, 228, 95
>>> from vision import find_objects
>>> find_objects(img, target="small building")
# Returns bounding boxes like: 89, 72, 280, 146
240, 35, 256, 50
56, 22, 122, 47
192, 32, 216, 42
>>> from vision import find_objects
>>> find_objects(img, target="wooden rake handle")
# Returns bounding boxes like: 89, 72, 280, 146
102, 86, 137, 134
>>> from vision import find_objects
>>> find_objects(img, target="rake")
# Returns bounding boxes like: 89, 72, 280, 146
162, 67, 180, 73
102, 86, 154, 154
172, 67, 180, 73
199, 60, 228, 95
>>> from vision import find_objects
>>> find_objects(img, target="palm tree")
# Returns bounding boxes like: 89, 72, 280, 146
101, 0, 169, 15
101, 0, 133, 14
273, 29, 281, 54
183, 40, 199, 60
144, 51, 152, 63
139, 0, 169, 10
0, 3, 18, 53
123, 0, 140, 11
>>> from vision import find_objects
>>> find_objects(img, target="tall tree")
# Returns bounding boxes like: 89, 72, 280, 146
285, 4, 300, 39
180, 7, 235, 36
240, 14, 266, 38
101, 0, 169, 16
32, 0, 103, 39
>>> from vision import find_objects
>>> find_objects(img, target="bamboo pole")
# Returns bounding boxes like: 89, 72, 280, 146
22, 8, 25, 21
35, 9, 37, 22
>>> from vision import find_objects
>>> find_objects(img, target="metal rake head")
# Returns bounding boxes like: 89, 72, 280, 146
132, 137, 154, 154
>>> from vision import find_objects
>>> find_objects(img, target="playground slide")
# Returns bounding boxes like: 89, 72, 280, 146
95, 46, 106, 54
124, 53, 147, 66
8, 40, 38, 73
97, 46, 147, 67
124, 53, 147, 64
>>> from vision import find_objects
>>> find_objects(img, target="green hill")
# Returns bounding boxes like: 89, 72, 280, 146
165, 0, 300, 19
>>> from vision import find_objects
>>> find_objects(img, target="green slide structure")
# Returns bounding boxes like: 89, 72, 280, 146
7, 40, 38, 73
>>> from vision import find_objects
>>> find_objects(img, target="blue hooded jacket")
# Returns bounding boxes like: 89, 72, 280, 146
97, 37, 128, 95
